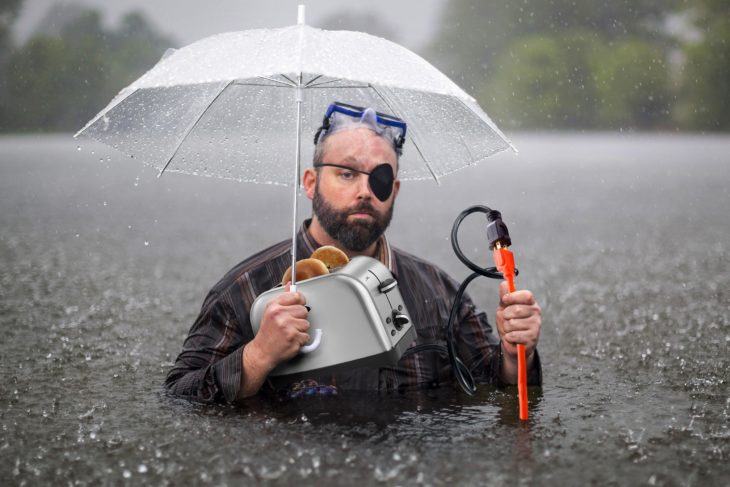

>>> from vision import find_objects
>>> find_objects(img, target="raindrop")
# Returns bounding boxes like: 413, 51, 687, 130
144, 241, 150, 247
77, 146, 82, 151
122, 470, 131, 479
138, 464, 147, 474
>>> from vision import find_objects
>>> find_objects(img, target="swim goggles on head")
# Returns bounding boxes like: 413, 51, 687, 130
313, 102, 407, 155
313, 162, 395, 202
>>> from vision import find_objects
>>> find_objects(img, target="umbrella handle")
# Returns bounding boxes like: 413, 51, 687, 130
300, 328, 322, 354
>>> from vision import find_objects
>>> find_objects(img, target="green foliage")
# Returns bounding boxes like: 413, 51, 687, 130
0, 7, 174, 132
482, 34, 597, 128
0, 0, 23, 64
675, 19, 730, 130
591, 41, 671, 128
429, 0, 719, 131
481, 31, 671, 130
429, 0, 678, 94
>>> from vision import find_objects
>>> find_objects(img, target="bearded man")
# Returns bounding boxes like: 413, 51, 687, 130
165, 103, 542, 403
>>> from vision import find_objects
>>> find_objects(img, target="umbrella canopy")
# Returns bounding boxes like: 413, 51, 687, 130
76, 7, 517, 291
76, 18, 515, 185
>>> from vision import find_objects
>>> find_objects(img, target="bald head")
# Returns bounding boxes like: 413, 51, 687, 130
313, 128, 399, 172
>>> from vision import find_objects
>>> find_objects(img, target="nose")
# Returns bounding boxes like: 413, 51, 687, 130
354, 173, 373, 200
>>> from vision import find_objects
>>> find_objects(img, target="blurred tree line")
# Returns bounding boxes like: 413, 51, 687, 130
0, 0, 728, 132
0, 2, 173, 132
428, 0, 730, 131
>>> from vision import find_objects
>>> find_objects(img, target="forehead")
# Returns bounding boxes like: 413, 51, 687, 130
321, 128, 397, 169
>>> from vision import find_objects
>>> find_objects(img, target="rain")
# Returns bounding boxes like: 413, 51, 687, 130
1, 1, 729, 485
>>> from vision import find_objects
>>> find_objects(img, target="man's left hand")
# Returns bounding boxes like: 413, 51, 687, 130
496, 281, 541, 361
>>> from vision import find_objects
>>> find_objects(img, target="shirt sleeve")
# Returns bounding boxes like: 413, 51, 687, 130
164, 289, 249, 403
454, 289, 542, 387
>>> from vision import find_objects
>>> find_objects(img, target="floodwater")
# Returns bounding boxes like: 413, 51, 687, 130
1, 133, 728, 485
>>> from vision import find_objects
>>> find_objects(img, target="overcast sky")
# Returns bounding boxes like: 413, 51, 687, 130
14, 0, 448, 51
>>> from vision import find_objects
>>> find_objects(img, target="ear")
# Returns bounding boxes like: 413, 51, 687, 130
303, 168, 317, 200
391, 178, 401, 201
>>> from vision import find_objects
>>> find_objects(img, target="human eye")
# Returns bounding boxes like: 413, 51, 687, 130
338, 169, 356, 181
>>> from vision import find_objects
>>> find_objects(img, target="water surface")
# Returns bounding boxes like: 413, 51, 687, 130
1, 133, 728, 485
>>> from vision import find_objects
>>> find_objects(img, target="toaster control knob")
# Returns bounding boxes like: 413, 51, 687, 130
391, 311, 410, 330
378, 278, 397, 294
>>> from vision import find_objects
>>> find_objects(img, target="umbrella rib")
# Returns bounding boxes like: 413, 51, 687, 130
454, 97, 518, 154
232, 82, 294, 89
254, 76, 296, 88
307, 83, 371, 90
157, 80, 233, 178
303, 74, 323, 87
279, 74, 298, 86
370, 85, 441, 184
458, 132, 477, 165
303, 78, 346, 89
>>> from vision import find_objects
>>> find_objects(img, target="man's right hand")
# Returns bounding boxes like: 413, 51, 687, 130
239, 283, 310, 399
248, 282, 311, 371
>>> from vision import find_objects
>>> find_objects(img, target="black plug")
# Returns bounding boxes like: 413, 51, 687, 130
485, 209, 511, 250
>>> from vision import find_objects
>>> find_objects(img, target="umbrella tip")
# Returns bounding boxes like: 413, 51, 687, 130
297, 5, 305, 25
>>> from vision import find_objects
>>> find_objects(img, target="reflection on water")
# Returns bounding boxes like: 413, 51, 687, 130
1, 133, 729, 485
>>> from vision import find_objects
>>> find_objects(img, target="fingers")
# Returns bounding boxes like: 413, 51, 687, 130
501, 303, 541, 321
291, 318, 310, 333
500, 314, 538, 334
498, 281, 509, 303
499, 288, 536, 307
496, 288, 541, 356
276, 289, 307, 307
502, 329, 536, 344
499, 310, 540, 349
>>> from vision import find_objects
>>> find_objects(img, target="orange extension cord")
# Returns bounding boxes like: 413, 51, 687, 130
493, 244, 528, 421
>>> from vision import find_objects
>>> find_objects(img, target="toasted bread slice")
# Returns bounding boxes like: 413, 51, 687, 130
311, 245, 349, 271
281, 258, 330, 285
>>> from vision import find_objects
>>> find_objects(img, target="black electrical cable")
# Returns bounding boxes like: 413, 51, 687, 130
403, 205, 518, 395
450, 205, 518, 280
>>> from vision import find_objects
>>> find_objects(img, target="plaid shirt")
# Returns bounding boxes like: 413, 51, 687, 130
165, 220, 541, 403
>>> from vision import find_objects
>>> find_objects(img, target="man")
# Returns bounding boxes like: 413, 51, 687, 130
165, 103, 542, 403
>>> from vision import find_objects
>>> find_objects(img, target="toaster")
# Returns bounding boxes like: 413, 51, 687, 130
249, 256, 416, 378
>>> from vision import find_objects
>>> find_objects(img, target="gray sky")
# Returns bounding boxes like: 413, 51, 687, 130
14, 0, 448, 51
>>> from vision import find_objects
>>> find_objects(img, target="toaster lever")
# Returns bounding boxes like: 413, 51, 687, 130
391, 311, 410, 330
378, 278, 397, 293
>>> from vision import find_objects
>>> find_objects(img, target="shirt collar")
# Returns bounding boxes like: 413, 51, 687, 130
298, 219, 394, 272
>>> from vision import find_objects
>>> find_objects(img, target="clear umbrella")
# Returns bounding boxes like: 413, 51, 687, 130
75, 5, 516, 288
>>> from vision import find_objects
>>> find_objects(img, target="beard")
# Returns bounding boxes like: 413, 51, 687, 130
312, 184, 394, 252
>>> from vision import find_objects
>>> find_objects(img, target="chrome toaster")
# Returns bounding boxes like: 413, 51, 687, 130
249, 256, 416, 378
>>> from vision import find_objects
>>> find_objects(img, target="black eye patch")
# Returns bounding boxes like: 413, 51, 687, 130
368, 163, 395, 201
